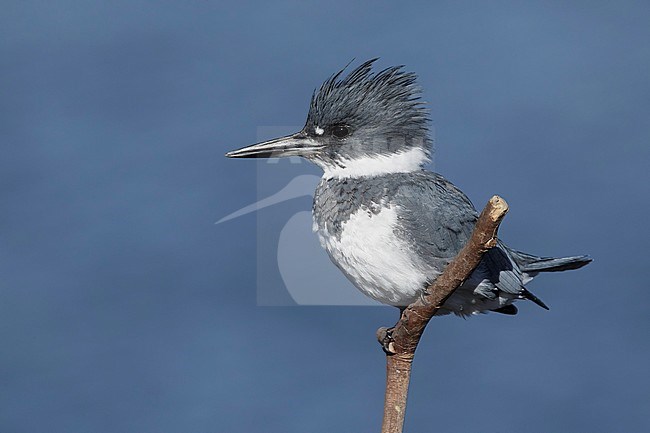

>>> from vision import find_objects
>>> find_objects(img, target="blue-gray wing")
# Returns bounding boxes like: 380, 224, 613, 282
392, 171, 527, 298
392, 171, 478, 265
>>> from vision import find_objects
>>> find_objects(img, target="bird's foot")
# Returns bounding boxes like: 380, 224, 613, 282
419, 288, 431, 305
376, 326, 396, 355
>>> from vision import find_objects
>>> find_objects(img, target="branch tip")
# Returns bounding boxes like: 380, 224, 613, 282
487, 195, 509, 220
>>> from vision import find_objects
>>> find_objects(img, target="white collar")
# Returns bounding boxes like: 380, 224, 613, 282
322, 147, 429, 179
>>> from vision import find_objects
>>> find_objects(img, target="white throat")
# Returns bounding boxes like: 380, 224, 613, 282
322, 147, 429, 179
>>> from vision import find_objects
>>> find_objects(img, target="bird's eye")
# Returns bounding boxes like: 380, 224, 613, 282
331, 125, 350, 139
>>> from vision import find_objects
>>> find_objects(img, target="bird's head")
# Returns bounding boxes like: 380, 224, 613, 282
226, 59, 431, 178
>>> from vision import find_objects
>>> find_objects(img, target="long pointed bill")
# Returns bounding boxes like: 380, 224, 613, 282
225, 132, 323, 159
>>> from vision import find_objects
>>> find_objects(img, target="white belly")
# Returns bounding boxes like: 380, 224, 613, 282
314, 205, 433, 306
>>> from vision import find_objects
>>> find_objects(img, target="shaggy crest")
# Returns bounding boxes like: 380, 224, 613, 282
306, 59, 431, 146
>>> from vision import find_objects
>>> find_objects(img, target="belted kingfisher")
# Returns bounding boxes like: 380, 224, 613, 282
226, 59, 591, 316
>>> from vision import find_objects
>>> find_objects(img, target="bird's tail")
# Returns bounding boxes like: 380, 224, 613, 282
505, 245, 592, 275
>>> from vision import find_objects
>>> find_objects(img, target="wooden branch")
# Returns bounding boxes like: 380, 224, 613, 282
377, 195, 509, 433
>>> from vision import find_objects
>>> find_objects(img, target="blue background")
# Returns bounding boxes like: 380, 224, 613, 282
2, 1, 649, 432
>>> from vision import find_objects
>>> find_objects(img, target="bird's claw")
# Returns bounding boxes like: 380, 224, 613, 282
377, 326, 396, 354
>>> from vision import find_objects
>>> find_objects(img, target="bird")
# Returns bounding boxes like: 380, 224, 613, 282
226, 59, 591, 316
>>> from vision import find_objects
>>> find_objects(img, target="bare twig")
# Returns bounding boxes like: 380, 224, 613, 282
377, 195, 509, 433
